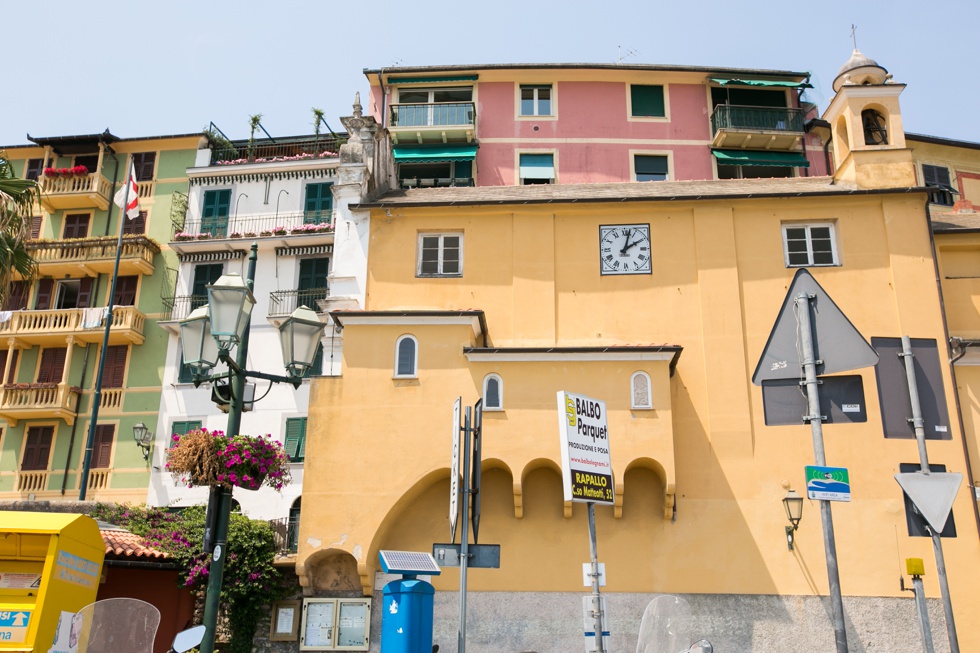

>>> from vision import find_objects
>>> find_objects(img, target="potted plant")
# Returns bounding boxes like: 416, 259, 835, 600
195, 233, 212, 240
259, 230, 273, 237
243, 231, 258, 238
174, 232, 195, 242
167, 427, 292, 491
230, 232, 243, 239
272, 226, 287, 236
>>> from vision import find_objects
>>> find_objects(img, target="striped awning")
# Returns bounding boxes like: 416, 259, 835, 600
276, 244, 333, 257
177, 250, 246, 262
190, 167, 337, 186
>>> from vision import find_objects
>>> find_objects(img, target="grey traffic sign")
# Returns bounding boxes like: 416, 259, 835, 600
753, 268, 879, 385
432, 543, 501, 569
895, 472, 963, 532
450, 397, 461, 542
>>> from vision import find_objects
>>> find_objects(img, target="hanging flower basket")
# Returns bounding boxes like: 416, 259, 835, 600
166, 428, 292, 491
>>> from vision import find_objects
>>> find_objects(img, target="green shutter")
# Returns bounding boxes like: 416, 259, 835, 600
284, 418, 307, 462
202, 189, 231, 237
170, 420, 202, 448
304, 183, 333, 224
631, 85, 665, 117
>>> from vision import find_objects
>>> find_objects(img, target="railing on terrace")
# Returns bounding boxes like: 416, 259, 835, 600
0, 306, 144, 338
399, 177, 474, 189
1, 383, 78, 415
161, 295, 208, 322
27, 235, 159, 266
711, 104, 805, 135
17, 470, 49, 493
390, 103, 475, 128
39, 171, 113, 199
210, 137, 346, 166
269, 516, 299, 555
269, 287, 329, 317
174, 210, 335, 240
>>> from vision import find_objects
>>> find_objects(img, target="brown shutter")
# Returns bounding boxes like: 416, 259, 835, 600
112, 276, 138, 306
30, 217, 42, 239
5, 281, 29, 311
93, 425, 115, 468
35, 279, 53, 310
134, 153, 156, 182
22, 427, 54, 471
102, 346, 127, 388
76, 277, 94, 309
63, 215, 90, 239
0, 349, 19, 384
37, 348, 67, 383
26, 159, 44, 181
123, 211, 147, 235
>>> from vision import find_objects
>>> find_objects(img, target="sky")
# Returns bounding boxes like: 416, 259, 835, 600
2, 0, 977, 145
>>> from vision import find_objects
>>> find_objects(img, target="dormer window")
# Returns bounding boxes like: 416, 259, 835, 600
862, 109, 888, 145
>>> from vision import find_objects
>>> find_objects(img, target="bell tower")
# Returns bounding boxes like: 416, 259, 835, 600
823, 47, 916, 188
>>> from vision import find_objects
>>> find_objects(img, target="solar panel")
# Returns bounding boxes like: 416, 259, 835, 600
378, 550, 442, 576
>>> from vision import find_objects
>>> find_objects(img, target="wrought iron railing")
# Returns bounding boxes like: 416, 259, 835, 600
174, 210, 335, 241
269, 287, 329, 317
210, 137, 346, 165
161, 295, 208, 322
710, 104, 805, 135
390, 102, 476, 128
269, 516, 300, 554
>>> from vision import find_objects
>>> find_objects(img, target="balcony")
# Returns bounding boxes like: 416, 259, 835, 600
26, 235, 159, 278
210, 136, 345, 166
389, 102, 476, 144
171, 210, 335, 254
710, 105, 805, 150
270, 516, 299, 556
268, 287, 329, 322
38, 171, 113, 211
0, 382, 79, 426
158, 296, 206, 334
0, 306, 146, 347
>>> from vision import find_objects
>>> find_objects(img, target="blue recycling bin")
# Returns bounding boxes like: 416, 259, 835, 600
380, 578, 435, 653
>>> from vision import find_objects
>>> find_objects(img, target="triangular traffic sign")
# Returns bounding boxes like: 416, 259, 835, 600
752, 268, 879, 385
895, 472, 963, 532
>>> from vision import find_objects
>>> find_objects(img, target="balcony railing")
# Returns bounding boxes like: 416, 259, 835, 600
270, 516, 299, 555
390, 103, 475, 128
27, 235, 159, 277
210, 137, 346, 166
399, 177, 474, 189
87, 469, 111, 492
269, 287, 329, 317
161, 295, 208, 322
0, 305, 146, 345
38, 171, 113, 211
17, 470, 49, 493
711, 104, 805, 135
174, 210, 335, 241
100, 388, 123, 412
0, 383, 79, 426
137, 181, 155, 199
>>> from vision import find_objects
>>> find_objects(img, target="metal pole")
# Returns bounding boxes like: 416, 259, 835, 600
900, 336, 959, 653
458, 407, 472, 653
199, 243, 257, 653
911, 574, 936, 653
587, 502, 605, 653
796, 293, 849, 653
79, 156, 129, 500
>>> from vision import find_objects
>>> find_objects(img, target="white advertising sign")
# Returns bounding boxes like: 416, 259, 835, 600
557, 391, 614, 504
449, 397, 461, 541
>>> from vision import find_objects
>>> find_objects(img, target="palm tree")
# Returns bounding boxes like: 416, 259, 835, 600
0, 151, 38, 307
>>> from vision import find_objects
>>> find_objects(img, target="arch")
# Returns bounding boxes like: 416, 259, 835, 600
630, 371, 652, 409
483, 373, 503, 410
834, 114, 851, 162
622, 457, 673, 520
288, 496, 302, 553
518, 458, 570, 519
393, 334, 418, 377
301, 547, 362, 593
861, 106, 889, 145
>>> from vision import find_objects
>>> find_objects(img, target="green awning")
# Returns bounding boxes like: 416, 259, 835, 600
712, 149, 810, 168
393, 144, 478, 163
388, 75, 479, 84
710, 77, 813, 89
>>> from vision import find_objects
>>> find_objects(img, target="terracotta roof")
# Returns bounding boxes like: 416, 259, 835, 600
932, 209, 980, 233
101, 527, 170, 561
354, 177, 930, 209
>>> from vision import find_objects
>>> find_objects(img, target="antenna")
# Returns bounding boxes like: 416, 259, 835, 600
851, 24, 858, 50
616, 46, 639, 65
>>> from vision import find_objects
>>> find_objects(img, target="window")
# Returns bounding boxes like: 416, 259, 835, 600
101, 345, 128, 388
287, 497, 302, 553
92, 425, 114, 468
37, 348, 67, 383
417, 233, 462, 277
297, 257, 330, 308
124, 210, 147, 235
631, 372, 653, 409
922, 164, 955, 206
398, 160, 473, 188
303, 343, 324, 379
395, 87, 473, 127
520, 85, 552, 116
4, 281, 29, 311
170, 420, 202, 448
74, 154, 99, 172
631, 85, 665, 118
191, 263, 224, 309
304, 183, 333, 224
782, 223, 838, 267
394, 335, 418, 378
25, 159, 44, 181
50, 278, 93, 309
63, 214, 90, 239
483, 374, 503, 410
634, 155, 668, 182
284, 417, 307, 463
519, 153, 555, 185
0, 349, 19, 384
112, 276, 138, 306
132, 152, 156, 181
21, 426, 54, 471
201, 189, 231, 238
862, 109, 888, 145
29, 216, 41, 239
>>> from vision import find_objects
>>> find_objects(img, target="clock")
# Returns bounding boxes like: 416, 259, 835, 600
599, 224, 652, 275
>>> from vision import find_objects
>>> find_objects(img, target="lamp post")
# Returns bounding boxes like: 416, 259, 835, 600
133, 422, 153, 460
177, 243, 326, 653
783, 489, 804, 550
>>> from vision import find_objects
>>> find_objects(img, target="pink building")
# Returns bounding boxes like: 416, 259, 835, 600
364, 63, 830, 188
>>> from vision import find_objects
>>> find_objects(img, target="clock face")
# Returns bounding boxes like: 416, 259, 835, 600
599, 224, 652, 275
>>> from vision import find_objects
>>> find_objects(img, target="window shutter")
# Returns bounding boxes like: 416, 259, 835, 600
396, 338, 416, 376
6, 281, 29, 311
35, 279, 53, 310
63, 214, 90, 239
30, 216, 42, 239
38, 348, 67, 383
0, 349, 18, 384
112, 276, 138, 306
102, 346, 127, 388
134, 152, 156, 181
93, 425, 115, 468
284, 418, 307, 462
26, 159, 44, 181
631, 85, 666, 117
22, 427, 53, 471
76, 277, 94, 309
170, 420, 202, 448
124, 211, 147, 235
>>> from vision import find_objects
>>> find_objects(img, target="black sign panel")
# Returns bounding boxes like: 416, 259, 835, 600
572, 471, 614, 502
762, 375, 867, 426
899, 463, 957, 537
872, 338, 951, 440
471, 400, 483, 544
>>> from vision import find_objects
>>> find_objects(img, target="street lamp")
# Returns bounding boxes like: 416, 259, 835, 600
783, 489, 804, 551
132, 422, 153, 460
177, 243, 326, 653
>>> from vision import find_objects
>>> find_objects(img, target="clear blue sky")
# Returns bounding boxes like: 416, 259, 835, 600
3, 0, 977, 145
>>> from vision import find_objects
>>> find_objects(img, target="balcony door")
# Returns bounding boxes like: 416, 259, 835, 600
92, 425, 115, 468
201, 189, 231, 238
22, 426, 54, 471
37, 348, 67, 384
191, 264, 224, 310
304, 183, 333, 224
297, 257, 329, 308
101, 345, 128, 388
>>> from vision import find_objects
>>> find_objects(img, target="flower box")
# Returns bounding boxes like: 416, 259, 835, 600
43, 165, 89, 178
167, 428, 291, 491
195, 233, 213, 240
230, 232, 243, 239
174, 233, 195, 242
243, 231, 258, 238
259, 230, 273, 237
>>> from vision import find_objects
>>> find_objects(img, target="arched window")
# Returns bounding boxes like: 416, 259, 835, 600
483, 374, 503, 410
288, 497, 302, 553
862, 109, 888, 145
631, 371, 652, 409
394, 335, 418, 377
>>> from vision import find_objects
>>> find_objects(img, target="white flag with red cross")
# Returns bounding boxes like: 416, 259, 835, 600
113, 162, 140, 219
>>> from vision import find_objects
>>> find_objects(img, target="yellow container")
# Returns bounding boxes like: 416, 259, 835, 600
0, 513, 104, 652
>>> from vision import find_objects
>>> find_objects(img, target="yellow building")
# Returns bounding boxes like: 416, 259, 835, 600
298, 53, 980, 652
